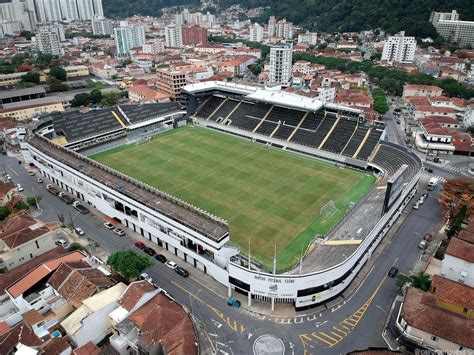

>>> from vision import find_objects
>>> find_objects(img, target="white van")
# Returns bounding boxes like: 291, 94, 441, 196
427, 177, 438, 191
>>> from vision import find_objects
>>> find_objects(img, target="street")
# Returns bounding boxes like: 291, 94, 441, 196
0, 151, 457, 354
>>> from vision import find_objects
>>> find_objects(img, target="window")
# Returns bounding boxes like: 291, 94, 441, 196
431, 335, 438, 342
463, 308, 468, 314
35, 240, 39, 249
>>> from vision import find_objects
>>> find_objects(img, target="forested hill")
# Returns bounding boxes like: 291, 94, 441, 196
102, 0, 197, 18
220, 0, 474, 38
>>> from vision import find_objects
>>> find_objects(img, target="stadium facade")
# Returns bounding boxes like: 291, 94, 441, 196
21, 82, 422, 310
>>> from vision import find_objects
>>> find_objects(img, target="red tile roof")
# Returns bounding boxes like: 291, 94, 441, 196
0, 182, 15, 198
431, 275, 474, 309
0, 247, 68, 296
22, 309, 45, 327
0, 213, 52, 248
48, 261, 115, 308
445, 237, 474, 263
401, 287, 474, 348
0, 323, 42, 354
404, 84, 443, 91
128, 293, 197, 355
119, 281, 156, 311
6, 251, 85, 298
73, 341, 100, 355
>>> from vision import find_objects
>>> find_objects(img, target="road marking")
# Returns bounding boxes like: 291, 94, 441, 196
9, 168, 19, 176
324, 239, 363, 245
172, 281, 246, 335
298, 276, 387, 351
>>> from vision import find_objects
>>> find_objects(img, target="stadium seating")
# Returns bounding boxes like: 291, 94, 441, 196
119, 103, 182, 124
209, 99, 239, 122
193, 96, 385, 161
272, 124, 296, 140
300, 111, 325, 131
341, 126, 369, 157
266, 106, 305, 126
356, 128, 384, 160
227, 102, 261, 131
255, 120, 278, 136
321, 119, 357, 154
372, 144, 420, 180
196, 96, 225, 119
53, 109, 123, 143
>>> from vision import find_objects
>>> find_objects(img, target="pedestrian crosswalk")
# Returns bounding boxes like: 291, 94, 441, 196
445, 164, 462, 173
434, 175, 447, 183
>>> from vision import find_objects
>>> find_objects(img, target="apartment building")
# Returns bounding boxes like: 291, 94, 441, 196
430, 10, 474, 47
249, 23, 263, 43
269, 42, 293, 85
164, 24, 183, 48
155, 68, 187, 101
181, 25, 207, 47
114, 22, 145, 57
381, 31, 416, 64
92, 16, 112, 36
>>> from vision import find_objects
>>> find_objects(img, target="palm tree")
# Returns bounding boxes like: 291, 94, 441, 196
409, 272, 431, 292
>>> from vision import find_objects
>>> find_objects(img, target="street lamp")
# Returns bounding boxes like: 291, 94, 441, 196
31, 187, 40, 211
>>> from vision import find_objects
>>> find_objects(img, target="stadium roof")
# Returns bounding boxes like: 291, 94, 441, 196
182, 81, 259, 95
246, 90, 324, 112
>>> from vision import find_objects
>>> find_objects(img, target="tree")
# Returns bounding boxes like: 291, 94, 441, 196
35, 53, 55, 69
71, 93, 91, 107
90, 89, 102, 104
248, 64, 262, 76
108, 250, 153, 280
19, 31, 33, 40
21, 72, 40, 84
47, 77, 69, 92
0, 63, 14, 74
49, 66, 67, 81
27, 196, 41, 206
438, 179, 474, 218
67, 242, 90, 255
0, 206, 10, 220
409, 272, 431, 292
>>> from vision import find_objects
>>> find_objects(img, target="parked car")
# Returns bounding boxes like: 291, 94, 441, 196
113, 228, 125, 236
418, 240, 428, 249
72, 201, 89, 214
55, 239, 69, 248
36, 177, 43, 183
413, 202, 420, 210
103, 222, 114, 229
388, 266, 398, 277
134, 241, 145, 249
58, 192, 74, 204
155, 254, 167, 263
418, 195, 426, 205
175, 266, 189, 277
28, 171, 35, 176
165, 260, 177, 270
16, 184, 24, 192
423, 233, 433, 241
143, 247, 156, 256
426, 167, 433, 173
139, 273, 153, 283
74, 227, 85, 236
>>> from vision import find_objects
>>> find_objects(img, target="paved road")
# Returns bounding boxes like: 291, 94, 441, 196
1, 153, 449, 354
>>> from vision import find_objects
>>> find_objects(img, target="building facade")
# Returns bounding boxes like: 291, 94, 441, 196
164, 24, 183, 48
269, 42, 293, 85
181, 25, 207, 47
36, 28, 61, 55
91, 16, 112, 36
249, 23, 263, 43
114, 22, 146, 57
381, 31, 416, 63
430, 10, 474, 47
155, 69, 186, 101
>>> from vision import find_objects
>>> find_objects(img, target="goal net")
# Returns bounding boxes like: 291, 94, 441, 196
320, 200, 338, 218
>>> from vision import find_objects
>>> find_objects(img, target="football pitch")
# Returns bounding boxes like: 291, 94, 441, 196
92, 126, 375, 271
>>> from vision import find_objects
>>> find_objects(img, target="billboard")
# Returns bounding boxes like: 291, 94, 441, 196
383, 164, 407, 213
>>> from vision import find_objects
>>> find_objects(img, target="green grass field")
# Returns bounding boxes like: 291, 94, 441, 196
92, 126, 375, 271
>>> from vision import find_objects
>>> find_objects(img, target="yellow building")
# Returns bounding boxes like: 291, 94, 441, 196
0, 97, 64, 121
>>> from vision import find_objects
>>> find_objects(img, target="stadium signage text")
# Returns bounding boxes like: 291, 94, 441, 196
253, 275, 295, 284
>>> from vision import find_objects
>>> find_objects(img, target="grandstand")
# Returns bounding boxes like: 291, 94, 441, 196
190, 91, 384, 163
34, 102, 186, 151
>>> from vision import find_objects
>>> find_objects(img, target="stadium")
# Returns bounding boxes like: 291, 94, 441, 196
21, 81, 422, 310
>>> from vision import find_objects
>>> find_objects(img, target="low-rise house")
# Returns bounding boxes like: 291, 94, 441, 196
335, 89, 373, 108
403, 84, 443, 98
0, 251, 85, 327
0, 182, 17, 207
396, 276, 474, 352
0, 214, 61, 270
441, 231, 474, 287
0, 97, 64, 121
109, 290, 196, 355
128, 85, 171, 103
61, 282, 127, 347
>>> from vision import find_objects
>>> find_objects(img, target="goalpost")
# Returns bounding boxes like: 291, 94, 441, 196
320, 200, 338, 218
